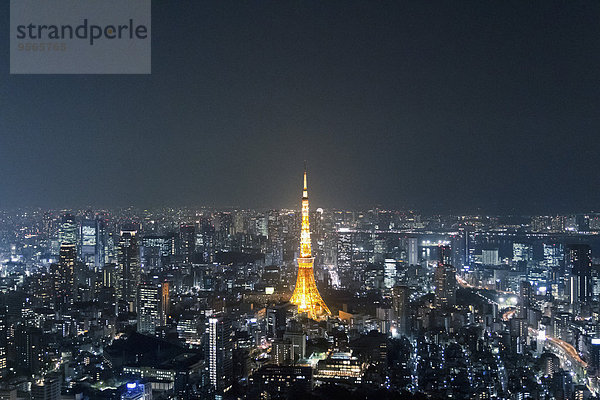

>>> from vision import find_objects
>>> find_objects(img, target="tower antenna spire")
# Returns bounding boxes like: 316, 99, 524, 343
303, 161, 308, 196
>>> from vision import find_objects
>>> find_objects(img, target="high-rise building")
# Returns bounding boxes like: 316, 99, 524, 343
519, 281, 532, 318
336, 231, 352, 287
217, 212, 233, 236
80, 219, 98, 268
481, 248, 499, 266
510, 318, 528, 354
118, 227, 140, 310
434, 246, 456, 308
96, 217, 107, 267
541, 352, 560, 377
272, 339, 292, 365
0, 306, 7, 379
544, 243, 563, 268
103, 263, 117, 288
392, 285, 410, 336
137, 282, 170, 334
289, 168, 331, 320
15, 326, 44, 375
52, 243, 76, 306
408, 237, 418, 266
567, 244, 592, 304
141, 235, 173, 270
206, 316, 234, 394
513, 243, 533, 263
283, 330, 307, 362
383, 259, 396, 289
178, 224, 196, 264
58, 214, 77, 247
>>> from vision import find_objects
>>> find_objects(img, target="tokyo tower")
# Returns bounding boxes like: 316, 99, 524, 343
289, 166, 331, 320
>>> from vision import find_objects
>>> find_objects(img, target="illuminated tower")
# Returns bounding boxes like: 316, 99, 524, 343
290, 167, 331, 320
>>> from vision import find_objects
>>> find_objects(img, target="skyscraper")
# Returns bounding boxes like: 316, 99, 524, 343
408, 237, 418, 266
58, 214, 77, 247
519, 281, 532, 318
53, 243, 76, 306
336, 231, 352, 287
481, 248, 500, 266
567, 244, 592, 304
137, 281, 170, 334
434, 245, 456, 308
206, 316, 234, 395
178, 223, 196, 264
0, 306, 7, 378
80, 219, 98, 268
289, 167, 331, 320
384, 259, 397, 289
117, 227, 140, 310
392, 285, 410, 336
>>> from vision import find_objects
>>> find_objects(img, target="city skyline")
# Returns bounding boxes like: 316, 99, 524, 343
1, 189, 600, 398
2, 1, 600, 399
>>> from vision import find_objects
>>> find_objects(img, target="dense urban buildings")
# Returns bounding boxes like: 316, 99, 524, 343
2, 177, 600, 399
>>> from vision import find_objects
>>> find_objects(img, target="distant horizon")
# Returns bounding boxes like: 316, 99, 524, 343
3, 204, 600, 218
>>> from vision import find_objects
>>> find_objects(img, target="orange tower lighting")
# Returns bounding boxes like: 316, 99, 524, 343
289, 165, 331, 320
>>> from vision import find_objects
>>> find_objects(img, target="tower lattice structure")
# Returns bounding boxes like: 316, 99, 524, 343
289, 168, 331, 320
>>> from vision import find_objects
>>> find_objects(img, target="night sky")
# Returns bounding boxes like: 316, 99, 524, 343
1, 1, 600, 213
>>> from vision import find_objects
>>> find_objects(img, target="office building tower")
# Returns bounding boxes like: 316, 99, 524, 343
206, 316, 234, 394
53, 243, 76, 306
272, 339, 292, 365
58, 213, 77, 247
178, 224, 196, 264
103, 263, 117, 288
336, 231, 352, 287
118, 227, 141, 310
283, 330, 307, 362
392, 285, 410, 336
434, 246, 456, 308
80, 219, 98, 268
266, 305, 288, 338
96, 217, 107, 267
543, 243, 564, 269
408, 237, 418, 266
137, 282, 170, 334
510, 318, 528, 354
15, 326, 44, 375
0, 306, 6, 378
217, 212, 233, 236
567, 244, 592, 304
384, 259, 397, 289
141, 235, 173, 270
482, 248, 500, 266
513, 243, 533, 263
519, 281, 532, 318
